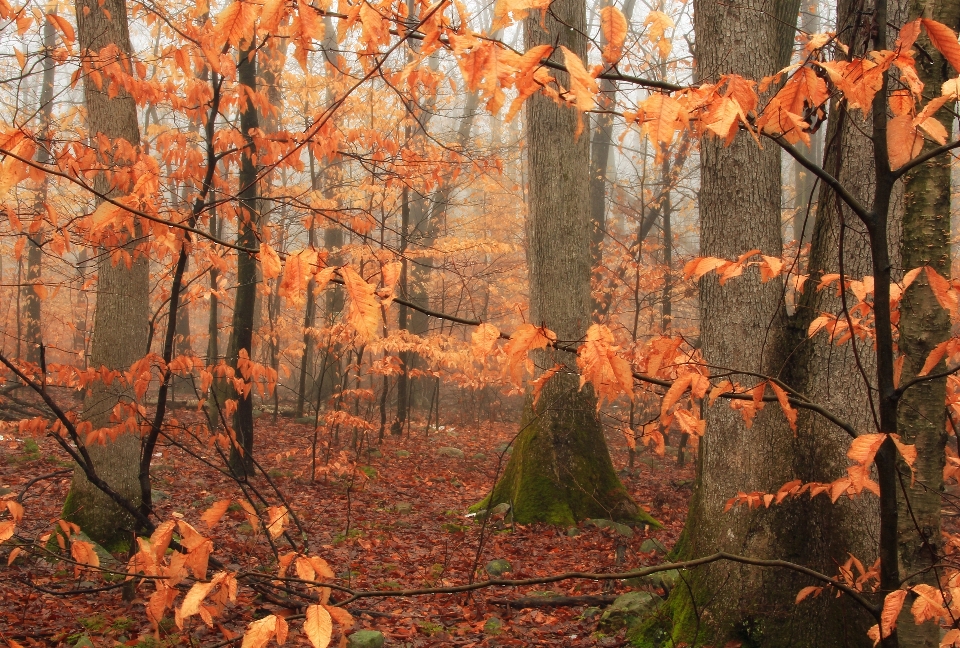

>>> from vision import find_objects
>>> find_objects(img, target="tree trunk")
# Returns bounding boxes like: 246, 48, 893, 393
227, 41, 260, 477
792, 1, 823, 247
64, 0, 149, 549
654, 0, 803, 644
895, 1, 960, 645
479, 0, 650, 527
589, 0, 637, 317
772, 5, 890, 644
20, 14, 56, 365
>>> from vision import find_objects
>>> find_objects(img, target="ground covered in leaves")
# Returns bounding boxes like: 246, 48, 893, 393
0, 409, 695, 647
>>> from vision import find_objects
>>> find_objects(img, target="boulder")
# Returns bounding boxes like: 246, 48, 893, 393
585, 518, 634, 538
437, 447, 465, 459
598, 591, 662, 631
485, 559, 511, 577
395, 502, 412, 514
639, 538, 667, 554
347, 630, 385, 648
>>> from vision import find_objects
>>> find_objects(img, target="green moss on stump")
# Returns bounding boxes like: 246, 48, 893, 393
476, 381, 659, 528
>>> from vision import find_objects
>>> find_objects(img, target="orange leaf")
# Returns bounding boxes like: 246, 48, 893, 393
559, 46, 598, 111
471, 323, 501, 360
879, 589, 907, 639
503, 323, 557, 385
847, 433, 886, 465
577, 324, 633, 407
304, 605, 333, 648
922, 19, 960, 73
887, 114, 922, 170
217, 0, 261, 50
919, 340, 949, 376
910, 583, 947, 624
260, 0, 288, 34
795, 585, 822, 603
340, 266, 381, 342
769, 381, 797, 432
241, 614, 287, 648
644, 11, 674, 59
924, 266, 957, 314
200, 499, 231, 529
47, 13, 74, 46
260, 244, 282, 280
600, 6, 627, 64
532, 363, 563, 407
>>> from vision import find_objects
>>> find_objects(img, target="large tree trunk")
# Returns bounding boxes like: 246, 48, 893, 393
480, 0, 649, 526
772, 4, 891, 644
20, 14, 56, 365
227, 41, 260, 477
64, 0, 149, 549
895, 1, 960, 645
654, 0, 802, 644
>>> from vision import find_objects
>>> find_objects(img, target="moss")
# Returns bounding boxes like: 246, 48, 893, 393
61, 489, 132, 553
628, 576, 705, 648
476, 381, 660, 527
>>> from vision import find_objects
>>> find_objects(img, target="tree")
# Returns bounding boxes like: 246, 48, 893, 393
62, 0, 150, 549
479, 0, 652, 526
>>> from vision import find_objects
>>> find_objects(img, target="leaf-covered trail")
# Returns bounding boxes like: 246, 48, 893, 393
0, 413, 694, 647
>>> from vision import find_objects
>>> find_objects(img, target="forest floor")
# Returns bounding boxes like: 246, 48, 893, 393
0, 409, 695, 647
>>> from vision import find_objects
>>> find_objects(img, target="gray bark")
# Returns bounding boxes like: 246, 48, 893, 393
64, 0, 149, 549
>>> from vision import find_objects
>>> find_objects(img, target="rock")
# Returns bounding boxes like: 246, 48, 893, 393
566, 527, 581, 537
366, 448, 383, 459
395, 502, 413, 514
494, 442, 513, 454
72, 635, 96, 648
485, 559, 511, 577
295, 416, 315, 425
585, 518, 634, 538
483, 617, 503, 635
580, 607, 602, 621
598, 591, 662, 631
0, 487, 12, 496
347, 630, 385, 648
623, 569, 679, 592
472, 453, 487, 461
490, 502, 511, 517
396, 450, 411, 458
639, 538, 668, 554
437, 447, 465, 459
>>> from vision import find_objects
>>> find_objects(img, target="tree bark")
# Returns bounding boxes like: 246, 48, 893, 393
654, 0, 804, 644
64, 0, 149, 549
895, 1, 960, 645
227, 41, 260, 477
20, 15, 56, 365
480, 0, 650, 526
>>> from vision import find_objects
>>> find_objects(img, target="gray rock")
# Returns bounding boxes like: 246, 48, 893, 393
585, 518, 634, 538
72, 635, 96, 648
395, 502, 413, 514
580, 606, 602, 621
367, 448, 383, 459
567, 527, 582, 537
490, 502, 511, 517
0, 487, 12, 496
347, 630, 385, 648
485, 559, 511, 577
598, 591, 662, 631
472, 453, 487, 461
623, 569, 679, 592
483, 617, 504, 635
396, 450, 411, 458
639, 538, 668, 554
437, 447, 465, 459
494, 442, 513, 454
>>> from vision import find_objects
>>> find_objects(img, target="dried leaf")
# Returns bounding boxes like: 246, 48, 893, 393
200, 499, 232, 529
304, 605, 333, 648
600, 6, 627, 64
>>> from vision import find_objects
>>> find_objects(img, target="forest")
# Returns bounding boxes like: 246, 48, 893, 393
3, 0, 960, 645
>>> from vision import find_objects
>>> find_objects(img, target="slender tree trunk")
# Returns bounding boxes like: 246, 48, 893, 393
895, 1, 960, 645
63, 0, 149, 549
589, 0, 637, 317
793, 0, 823, 246
480, 0, 649, 526
21, 15, 56, 365
227, 41, 260, 477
